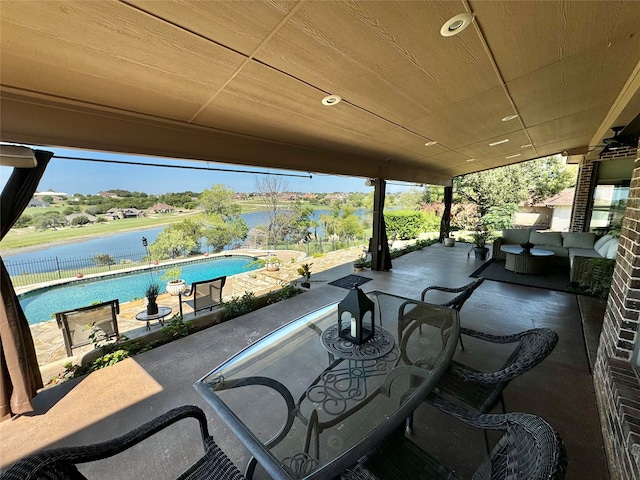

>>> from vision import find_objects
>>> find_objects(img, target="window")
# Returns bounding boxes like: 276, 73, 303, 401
588, 182, 629, 235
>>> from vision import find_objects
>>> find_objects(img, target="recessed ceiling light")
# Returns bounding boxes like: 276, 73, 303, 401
424, 141, 437, 147
501, 114, 519, 122
520, 144, 532, 148
506, 153, 521, 159
321, 94, 342, 106
466, 158, 477, 162
440, 13, 473, 37
489, 139, 509, 147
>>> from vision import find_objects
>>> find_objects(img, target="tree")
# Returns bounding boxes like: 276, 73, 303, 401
33, 211, 66, 230
14, 214, 32, 228
255, 176, 296, 248
454, 155, 576, 218
93, 253, 115, 266
149, 223, 199, 259
201, 214, 248, 252
71, 215, 91, 226
199, 184, 248, 252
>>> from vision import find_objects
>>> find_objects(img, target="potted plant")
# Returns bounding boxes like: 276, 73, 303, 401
265, 256, 282, 272
353, 254, 367, 272
471, 230, 491, 261
161, 266, 186, 296
297, 263, 312, 288
145, 281, 161, 315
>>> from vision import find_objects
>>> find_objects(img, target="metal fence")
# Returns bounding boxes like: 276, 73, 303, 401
5, 251, 147, 287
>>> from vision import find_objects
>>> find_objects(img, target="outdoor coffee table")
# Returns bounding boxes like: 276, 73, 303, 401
500, 245, 554, 274
135, 306, 172, 331
194, 291, 459, 480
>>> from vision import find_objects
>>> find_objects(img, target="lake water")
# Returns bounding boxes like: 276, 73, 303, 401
2, 209, 368, 273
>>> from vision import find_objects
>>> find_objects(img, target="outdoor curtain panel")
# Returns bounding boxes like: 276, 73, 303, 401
1, 150, 52, 421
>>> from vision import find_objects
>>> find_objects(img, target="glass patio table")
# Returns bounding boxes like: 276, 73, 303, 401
194, 290, 459, 480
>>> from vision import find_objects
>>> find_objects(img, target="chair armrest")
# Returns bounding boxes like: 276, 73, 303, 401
426, 392, 510, 431
420, 284, 467, 301
492, 237, 505, 259
3, 406, 210, 475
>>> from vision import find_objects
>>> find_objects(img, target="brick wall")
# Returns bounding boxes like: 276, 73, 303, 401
594, 142, 640, 480
570, 158, 596, 232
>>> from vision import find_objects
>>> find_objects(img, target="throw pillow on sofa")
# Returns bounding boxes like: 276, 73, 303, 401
529, 231, 563, 247
605, 238, 619, 259
594, 235, 614, 257
561, 232, 596, 249
501, 228, 531, 245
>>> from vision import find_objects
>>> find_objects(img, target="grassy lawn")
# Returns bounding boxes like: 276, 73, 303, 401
0, 213, 196, 251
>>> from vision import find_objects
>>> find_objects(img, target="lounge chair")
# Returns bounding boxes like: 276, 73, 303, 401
54, 299, 120, 357
179, 276, 226, 317
0, 405, 246, 480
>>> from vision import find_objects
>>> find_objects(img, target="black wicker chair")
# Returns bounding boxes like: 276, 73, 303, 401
0, 406, 246, 480
427, 327, 559, 452
342, 394, 567, 480
420, 278, 485, 350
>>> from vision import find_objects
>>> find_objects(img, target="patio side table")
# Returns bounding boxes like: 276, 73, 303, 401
135, 306, 172, 331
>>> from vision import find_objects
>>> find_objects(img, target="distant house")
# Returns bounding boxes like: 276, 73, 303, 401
66, 213, 97, 224
33, 191, 68, 202
148, 203, 175, 213
104, 208, 146, 220
28, 198, 49, 208
98, 191, 118, 198
545, 187, 576, 232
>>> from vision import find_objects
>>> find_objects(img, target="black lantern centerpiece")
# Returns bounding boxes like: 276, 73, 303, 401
338, 287, 375, 345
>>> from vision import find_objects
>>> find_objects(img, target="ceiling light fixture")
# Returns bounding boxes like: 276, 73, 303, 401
506, 153, 521, 159
466, 158, 477, 162
424, 141, 437, 147
501, 114, 519, 122
440, 13, 473, 37
321, 94, 342, 106
520, 144, 532, 148
489, 139, 509, 147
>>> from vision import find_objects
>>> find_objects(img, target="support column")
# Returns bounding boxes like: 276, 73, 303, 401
439, 186, 453, 242
594, 143, 640, 480
570, 159, 597, 232
371, 179, 392, 271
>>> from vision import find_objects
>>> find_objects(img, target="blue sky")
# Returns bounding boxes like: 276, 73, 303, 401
0, 145, 419, 196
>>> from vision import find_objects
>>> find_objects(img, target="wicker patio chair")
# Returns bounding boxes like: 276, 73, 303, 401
342, 394, 567, 480
427, 327, 559, 452
54, 299, 120, 357
420, 278, 485, 350
0, 405, 246, 480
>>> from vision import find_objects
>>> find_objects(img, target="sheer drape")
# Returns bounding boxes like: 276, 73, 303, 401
1, 150, 52, 420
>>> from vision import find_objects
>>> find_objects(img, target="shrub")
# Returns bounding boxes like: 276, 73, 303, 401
222, 292, 258, 321
385, 211, 424, 239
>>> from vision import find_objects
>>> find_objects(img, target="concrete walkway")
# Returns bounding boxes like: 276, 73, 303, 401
1, 242, 608, 479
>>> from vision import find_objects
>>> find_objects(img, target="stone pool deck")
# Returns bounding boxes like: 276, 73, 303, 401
30, 247, 367, 384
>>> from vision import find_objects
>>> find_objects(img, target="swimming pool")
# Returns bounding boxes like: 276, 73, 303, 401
19, 255, 259, 325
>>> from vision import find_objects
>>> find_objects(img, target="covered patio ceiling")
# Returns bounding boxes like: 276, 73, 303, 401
1, 1, 640, 186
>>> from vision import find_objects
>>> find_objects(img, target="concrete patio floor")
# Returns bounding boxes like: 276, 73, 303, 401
0, 242, 608, 479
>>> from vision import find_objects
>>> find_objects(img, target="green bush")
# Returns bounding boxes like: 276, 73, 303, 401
222, 292, 258, 321
421, 211, 440, 232
385, 211, 424, 240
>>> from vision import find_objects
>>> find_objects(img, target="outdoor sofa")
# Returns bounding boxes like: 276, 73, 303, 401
492, 228, 619, 282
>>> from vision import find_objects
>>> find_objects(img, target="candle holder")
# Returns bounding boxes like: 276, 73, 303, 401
337, 286, 374, 345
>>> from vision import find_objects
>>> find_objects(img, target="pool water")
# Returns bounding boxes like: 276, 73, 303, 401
19, 256, 258, 325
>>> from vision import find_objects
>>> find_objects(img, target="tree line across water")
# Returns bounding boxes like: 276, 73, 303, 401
7, 155, 576, 256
